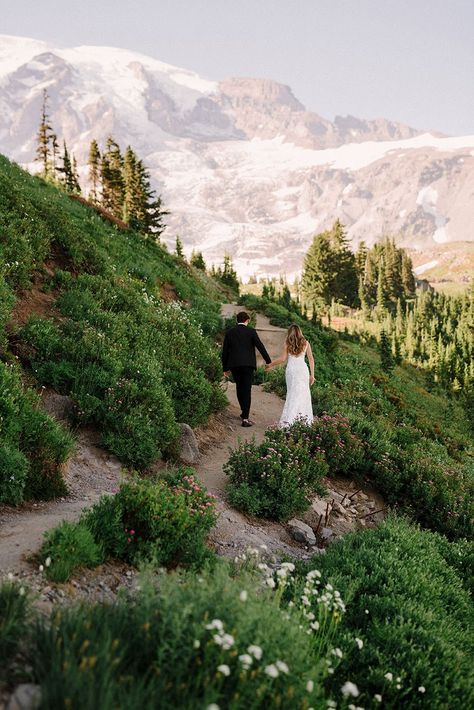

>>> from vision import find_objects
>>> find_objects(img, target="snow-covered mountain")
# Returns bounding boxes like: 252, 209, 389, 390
1, 34, 473, 280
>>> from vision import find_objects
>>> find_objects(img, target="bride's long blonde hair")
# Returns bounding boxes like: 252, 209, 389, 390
286, 324, 306, 356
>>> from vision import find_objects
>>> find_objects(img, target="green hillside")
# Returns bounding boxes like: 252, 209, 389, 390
0, 155, 226, 502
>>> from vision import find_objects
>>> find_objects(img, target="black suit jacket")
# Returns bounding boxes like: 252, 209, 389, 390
222, 324, 272, 371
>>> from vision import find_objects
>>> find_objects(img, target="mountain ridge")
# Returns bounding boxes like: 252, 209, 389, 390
1, 34, 473, 281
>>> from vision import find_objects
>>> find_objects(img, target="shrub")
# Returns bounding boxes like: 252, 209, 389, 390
39, 521, 103, 583
303, 516, 474, 709
225, 423, 328, 521
0, 581, 31, 671
0, 361, 73, 505
82, 470, 217, 569
29, 562, 335, 710
0, 444, 28, 505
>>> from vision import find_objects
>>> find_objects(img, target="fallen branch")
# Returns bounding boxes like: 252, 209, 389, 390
358, 507, 387, 519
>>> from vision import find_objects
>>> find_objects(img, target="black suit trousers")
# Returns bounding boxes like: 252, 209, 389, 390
231, 366, 254, 420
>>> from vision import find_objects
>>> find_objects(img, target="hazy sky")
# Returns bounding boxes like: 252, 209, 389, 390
3, 0, 474, 135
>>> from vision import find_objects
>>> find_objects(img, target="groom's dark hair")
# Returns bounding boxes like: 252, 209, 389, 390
236, 311, 250, 323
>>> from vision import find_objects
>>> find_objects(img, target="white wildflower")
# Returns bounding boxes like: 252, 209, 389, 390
301, 595, 310, 606
306, 680, 314, 693
418, 686, 426, 693
266, 577, 276, 588
327, 701, 337, 709
355, 638, 363, 649
217, 664, 230, 677
45, 557, 51, 567
384, 672, 393, 682
7, 572, 14, 580
264, 664, 279, 678
193, 640, 200, 649
311, 621, 320, 631
276, 660, 289, 674
331, 648, 343, 658
341, 681, 360, 698
239, 590, 248, 602
280, 562, 295, 571
206, 619, 224, 632
307, 569, 321, 579
238, 654, 253, 668
248, 644, 263, 660
374, 695, 382, 703
207, 705, 220, 710
19, 587, 25, 596
39, 565, 44, 572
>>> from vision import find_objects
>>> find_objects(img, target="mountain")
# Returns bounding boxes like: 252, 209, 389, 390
1, 34, 474, 281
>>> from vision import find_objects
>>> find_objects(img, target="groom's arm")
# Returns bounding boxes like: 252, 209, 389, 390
222, 332, 230, 372
253, 331, 271, 364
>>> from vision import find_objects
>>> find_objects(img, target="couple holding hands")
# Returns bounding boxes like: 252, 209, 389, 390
222, 311, 314, 428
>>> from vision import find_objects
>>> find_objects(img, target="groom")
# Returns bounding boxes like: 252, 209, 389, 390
222, 311, 272, 427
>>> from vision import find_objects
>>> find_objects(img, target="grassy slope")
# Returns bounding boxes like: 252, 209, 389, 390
0, 155, 226, 502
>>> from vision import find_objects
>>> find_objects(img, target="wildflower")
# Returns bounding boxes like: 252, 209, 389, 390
206, 619, 224, 631
384, 672, 393, 682
39, 565, 44, 572
310, 621, 320, 631
418, 686, 426, 693
248, 644, 263, 660
7, 573, 14, 580
45, 557, 51, 567
266, 577, 276, 588
280, 562, 295, 571
207, 705, 219, 710
331, 648, 343, 659
19, 587, 25, 596
264, 664, 279, 678
276, 660, 289, 674
341, 681, 360, 698
217, 664, 230, 677
238, 654, 253, 669
374, 695, 382, 703
193, 640, 200, 649
239, 590, 248, 602
396, 684, 402, 689
327, 701, 337, 708
365, 609, 369, 614
355, 638, 363, 650
306, 680, 314, 693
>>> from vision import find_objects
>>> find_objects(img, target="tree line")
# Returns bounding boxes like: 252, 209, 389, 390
302, 219, 416, 311
35, 89, 167, 238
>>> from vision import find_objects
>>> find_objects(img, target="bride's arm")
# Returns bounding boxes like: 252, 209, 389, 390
266, 344, 288, 369
307, 342, 315, 385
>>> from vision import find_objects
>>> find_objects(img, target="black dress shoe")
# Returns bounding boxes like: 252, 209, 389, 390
242, 420, 254, 427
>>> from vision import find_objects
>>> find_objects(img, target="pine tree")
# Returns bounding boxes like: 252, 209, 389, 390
175, 236, 185, 259
190, 251, 206, 271
71, 155, 81, 193
401, 252, 416, 297
302, 231, 335, 308
57, 141, 77, 192
376, 261, 388, 318
51, 133, 59, 177
88, 140, 101, 203
380, 329, 394, 373
101, 137, 124, 217
35, 89, 54, 178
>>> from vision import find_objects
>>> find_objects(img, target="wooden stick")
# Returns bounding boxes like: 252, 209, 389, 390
349, 489, 362, 500
358, 507, 387, 519
314, 514, 323, 536
340, 493, 347, 505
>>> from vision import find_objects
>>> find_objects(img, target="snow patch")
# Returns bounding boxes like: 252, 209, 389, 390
416, 186, 448, 243
414, 260, 439, 275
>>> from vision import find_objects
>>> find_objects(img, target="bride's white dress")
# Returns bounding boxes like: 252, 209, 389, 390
279, 344, 314, 427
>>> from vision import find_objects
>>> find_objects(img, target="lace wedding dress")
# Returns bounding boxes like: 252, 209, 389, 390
279, 344, 314, 427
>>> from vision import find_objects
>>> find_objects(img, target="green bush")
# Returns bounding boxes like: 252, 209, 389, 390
82, 471, 217, 568
29, 562, 333, 710
0, 581, 31, 672
0, 444, 28, 505
0, 361, 73, 505
303, 517, 474, 709
39, 521, 103, 583
225, 423, 328, 520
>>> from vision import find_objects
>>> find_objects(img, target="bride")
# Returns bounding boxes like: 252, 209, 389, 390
266, 324, 315, 426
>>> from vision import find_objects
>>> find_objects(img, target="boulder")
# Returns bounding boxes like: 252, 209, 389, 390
7, 685, 41, 710
288, 518, 316, 546
178, 423, 200, 464
41, 393, 75, 422
311, 498, 328, 519
320, 526, 334, 543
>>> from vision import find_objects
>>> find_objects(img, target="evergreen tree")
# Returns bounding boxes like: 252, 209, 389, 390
175, 236, 185, 259
51, 133, 59, 177
380, 329, 394, 373
57, 141, 79, 193
35, 89, 54, 178
101, 137, 124, 217
302, 231, 335, 308
401, 252, 416, 297
71, 155, 81, 193
190, 250, 206, 271
329, 220, 358, 306
88, 139, 101, 203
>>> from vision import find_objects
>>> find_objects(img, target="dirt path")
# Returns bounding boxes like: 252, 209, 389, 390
0, 430, 122, 573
